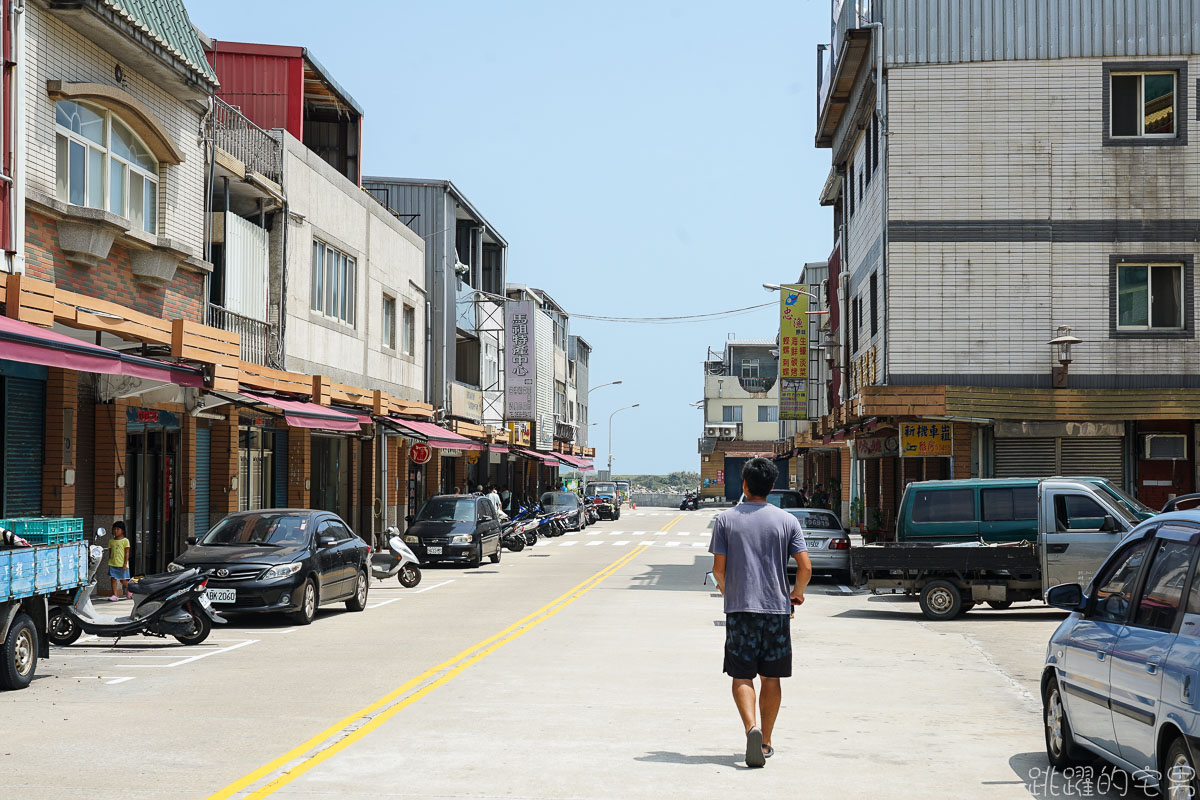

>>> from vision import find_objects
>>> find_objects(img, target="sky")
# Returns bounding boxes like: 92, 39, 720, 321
189, 0, 834, 475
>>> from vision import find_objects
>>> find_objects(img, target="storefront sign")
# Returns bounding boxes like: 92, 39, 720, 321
466, 450, 480, 465
505, 301, 537, 420
449, 382, 484, 423
716, 469, 725, 484
778, 284, 808, 420
854, 434, 899, 459
508, 421, 531, 446
125, 407, 180, 429
440, 449, 464, 458
900, 423, 953, 457
409, 442, 432, 464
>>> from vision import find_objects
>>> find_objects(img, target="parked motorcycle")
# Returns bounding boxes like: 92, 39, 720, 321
370, 526, 422, 587
48, 537, 225, 647
499, 518, 527, 552
680, 491, 699, 511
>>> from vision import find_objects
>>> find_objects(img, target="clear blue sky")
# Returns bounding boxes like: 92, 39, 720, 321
190, 0, 833, 475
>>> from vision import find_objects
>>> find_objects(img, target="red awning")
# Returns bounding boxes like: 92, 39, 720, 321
514, 447, 558, 462
387, 417, 485, 451
0, 315, 203, 386
556, 453, 595, 471
241, 391, 361, 432
489, 444, 510, 453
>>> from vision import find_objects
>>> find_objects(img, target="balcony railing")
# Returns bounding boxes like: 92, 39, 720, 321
817, 0, 879, 117
208, 304, 279, 368
738, 376, 777, 394
210, 96, 283, 185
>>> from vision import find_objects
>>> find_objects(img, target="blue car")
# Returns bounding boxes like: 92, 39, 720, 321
1043, 512, 1200, 796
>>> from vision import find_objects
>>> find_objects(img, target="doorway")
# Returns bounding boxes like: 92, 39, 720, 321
126, 427, 181, 576
311, 435, 351, 521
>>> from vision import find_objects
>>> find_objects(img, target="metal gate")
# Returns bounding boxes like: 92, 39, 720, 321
194, 428, 210, 538
3, 376, 45, 516
994, 438, 1057, 478
994, 436, 1124, 483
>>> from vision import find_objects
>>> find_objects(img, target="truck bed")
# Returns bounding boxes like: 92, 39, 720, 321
0, 541, 87, 601
851, 541, 1040, 575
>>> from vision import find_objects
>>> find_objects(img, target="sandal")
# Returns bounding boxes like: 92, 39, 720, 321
763, 745, 774, 759
745, 726, 765, 768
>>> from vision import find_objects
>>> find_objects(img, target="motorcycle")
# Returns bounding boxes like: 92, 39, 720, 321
48, 537, 225, 647
680, 491, 699, 511
370, 526, 422, 587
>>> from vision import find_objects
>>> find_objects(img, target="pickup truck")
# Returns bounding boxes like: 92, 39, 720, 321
851, 478, 1141, 620
1, 537, 87, 689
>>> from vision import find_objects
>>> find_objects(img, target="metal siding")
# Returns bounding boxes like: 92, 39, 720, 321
210, 50, 300, 137
194, 428, 210, 538
273, 429, 287, 507
885, 0, 1200, 65
4, 377, 44, 517
993, 438, 1057, 477
1060, 439, 1125, 485
224, 212, 269, 322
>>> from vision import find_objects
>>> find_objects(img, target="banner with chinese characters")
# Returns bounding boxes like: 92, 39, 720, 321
504, 300, 537, 420
900, 422, 953, 457
778, 284, 809, 420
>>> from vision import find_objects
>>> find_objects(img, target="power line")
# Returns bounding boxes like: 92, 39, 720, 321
571, 301, 774, 324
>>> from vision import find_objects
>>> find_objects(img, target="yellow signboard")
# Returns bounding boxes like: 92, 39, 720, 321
507, 421, 531, 447
900, 422, 953, 457
779, 284, 808, 421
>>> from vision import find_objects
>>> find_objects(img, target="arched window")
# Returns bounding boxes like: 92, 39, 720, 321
55, 100, 159, 234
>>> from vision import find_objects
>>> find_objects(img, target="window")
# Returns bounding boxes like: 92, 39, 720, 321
722, 405, 742, 423
981, 487, 1038, 522
237, 426, 276, 511
1092, 539, 1150, 623
851, 296, 860, 354
55, 100, 159, 233
758, 405, 778, 423
382, 295, 396, 350
741, 359, 760, 379
869, 273, 878, 337
864, 131, 872, 184
402, 305, 416, 356
1052, 494, 1108, 532
1133, 539, 1194, 631
1111, 72, 1175, 138
1117, 263, 1183, 330
847, 162, 855, 216
911, 489, 975, 523
311, 240, 356, 326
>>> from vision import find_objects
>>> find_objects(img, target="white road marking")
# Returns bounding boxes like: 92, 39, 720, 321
609, 531, 623, 536
410, 580, 454, 594
586, 541, 603, 546
613, 541, 629, 546
559, 541, 577, 547
692, 543, 707, 548
666, 541, 681, 548
632, 531, 647, 536
586, 530, 601, 536
124, 638, 259, 669
368, 598, 401, 609
677, 532, 690, 536
106, 677, 135, 685
655, 531, 668, 536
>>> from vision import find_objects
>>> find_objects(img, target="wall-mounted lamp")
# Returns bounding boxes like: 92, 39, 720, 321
1048, 325, 1082, 389
64, 468, 75, 487
305, 478, 311, 491
230, 476, 239, 492
116, 474, 125, 490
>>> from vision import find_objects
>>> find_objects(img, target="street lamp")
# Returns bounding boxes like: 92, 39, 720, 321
763, 282, 819, 300
591, 380, 623, 392
1048, 326, 1082, 389
608, 403, 640, 476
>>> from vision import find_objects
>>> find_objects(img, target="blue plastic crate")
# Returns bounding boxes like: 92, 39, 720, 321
22, 530, 84, 545
1, 517, 84, 538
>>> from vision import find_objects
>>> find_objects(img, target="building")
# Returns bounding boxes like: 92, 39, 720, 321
698, 338, 786, 502
569, 334, 591, 447
811, 0, 1200, 534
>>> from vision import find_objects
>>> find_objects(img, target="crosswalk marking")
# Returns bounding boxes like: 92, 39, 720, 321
613, 540, 629, 545
632, 531, 647, 536
666, 541, 680, 547
586, 530, 601, 536
586, 541, 603, 546
560, 541, 577, 547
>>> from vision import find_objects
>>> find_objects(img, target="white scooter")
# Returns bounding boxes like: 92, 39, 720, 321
370, 526, 422, 588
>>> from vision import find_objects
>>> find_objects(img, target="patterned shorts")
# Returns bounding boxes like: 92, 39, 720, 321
723, 612, 792, 679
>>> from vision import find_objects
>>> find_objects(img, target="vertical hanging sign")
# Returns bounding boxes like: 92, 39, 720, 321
778, 284, 808, 420
505, 300, 536, 420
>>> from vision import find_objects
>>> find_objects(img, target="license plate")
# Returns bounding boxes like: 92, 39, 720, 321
427, 546, 443, 555
207, 588, 236, 603
805, 539, 826, 550
198, 593, 212, 609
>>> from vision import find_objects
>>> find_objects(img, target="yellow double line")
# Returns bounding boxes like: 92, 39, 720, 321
208, 538, 655, 799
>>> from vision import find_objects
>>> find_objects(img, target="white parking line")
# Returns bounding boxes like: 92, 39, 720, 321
122, 638, 259, 669
368, 598, 401, 609
632, 531, 647, 536
692, 543, 707, 548
107, 676, 135, 685
410, 580, 454, 594
559, 541, 577, 547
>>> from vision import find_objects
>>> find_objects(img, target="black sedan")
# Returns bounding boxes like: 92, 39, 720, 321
404, 495, 502, 568
169, 509, 371, 625
541, 491, 586, 531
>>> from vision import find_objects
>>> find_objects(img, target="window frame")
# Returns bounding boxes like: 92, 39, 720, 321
721, 405, 742, 423
1129, 536, 1197, 633
402, 304, 416, 356
741, 359, 760, 379
1102, 62, 1188, 147
1109, 254, 1194, 339
310, 239, 357, 327
757, 405, 778, 423
54, 99, 160, 233
382, 294, 396, 351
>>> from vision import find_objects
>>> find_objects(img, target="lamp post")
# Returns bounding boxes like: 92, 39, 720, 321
608, 403, 640, 476
1048, 326, 1082, 389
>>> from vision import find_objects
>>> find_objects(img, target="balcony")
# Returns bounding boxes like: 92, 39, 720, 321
208, 304, 279, 367
738, 376, 777, 394
210, 96, 283, 188
555, 420, 578, 442
816, 0, 878, 148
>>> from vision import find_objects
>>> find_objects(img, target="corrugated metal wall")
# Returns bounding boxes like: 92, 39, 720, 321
194, 428, 210, 538
885, 0, 1200, 65
224, 212, 270, 322
208, 49, 303, 136
3, 377, 45, 516
534, 309, 554, 451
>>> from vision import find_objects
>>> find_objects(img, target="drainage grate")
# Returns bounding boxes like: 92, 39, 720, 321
713, 620, 725, 627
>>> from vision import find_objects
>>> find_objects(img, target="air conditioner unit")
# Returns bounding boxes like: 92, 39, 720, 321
704, 424, 738, 440
1144, 434, 1187, 460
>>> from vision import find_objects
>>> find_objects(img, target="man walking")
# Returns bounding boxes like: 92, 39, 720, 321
709, 457, 812, 767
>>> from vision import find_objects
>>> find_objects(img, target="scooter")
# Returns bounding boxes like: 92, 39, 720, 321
499, 520, 526, 552
680, 491, 699, 511
48, 536, 224, 647
370, 527, 422, 588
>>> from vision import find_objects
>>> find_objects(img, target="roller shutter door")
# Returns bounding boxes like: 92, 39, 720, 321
193, 428, 210, 538
3, 377, 45, 516
273, 429, 288, 507
1060, 437, 1124, 484
994, 438, 1057, 478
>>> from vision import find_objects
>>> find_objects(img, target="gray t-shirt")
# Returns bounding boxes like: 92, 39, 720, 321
709, 502, 807, 615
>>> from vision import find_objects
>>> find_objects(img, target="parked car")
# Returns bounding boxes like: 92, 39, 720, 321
785, 508, 851, 583
404, 495, 502, 568
170, 509, 371, 626
896, 476, 1153, 545
1162, 493, 1200, 513
1042, 512, 1200, 796
737, 490, 807, 508
541, 492, 585, 531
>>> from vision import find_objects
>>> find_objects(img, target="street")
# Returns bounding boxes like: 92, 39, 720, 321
0, 507, 1125, 800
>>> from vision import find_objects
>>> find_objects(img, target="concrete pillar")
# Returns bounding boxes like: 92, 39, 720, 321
42, 368, 77, 516
288, 428, 311, 508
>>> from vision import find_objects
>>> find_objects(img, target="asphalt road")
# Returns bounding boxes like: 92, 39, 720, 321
0, 507, 1125, 799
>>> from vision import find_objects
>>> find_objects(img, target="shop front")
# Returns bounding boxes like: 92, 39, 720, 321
124, 407, 181, 576
0, 361, 46, 518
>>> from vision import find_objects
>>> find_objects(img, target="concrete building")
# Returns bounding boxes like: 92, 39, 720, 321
810, 0, 1200, 535
698, 338, 786, 502
569, 334, 591, 447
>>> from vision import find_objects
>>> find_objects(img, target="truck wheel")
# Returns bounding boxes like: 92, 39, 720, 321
987, 601, 1013, 610
918, 580, 963, 621
0, 613, 37, 690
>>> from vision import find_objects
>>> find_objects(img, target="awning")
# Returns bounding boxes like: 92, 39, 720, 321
240, 390, 361, 432
514, 447, 558, 463
0, 315, 203, 386
556, 453, 595, 471
489, 444, 510, 453
387, 417, 485, 451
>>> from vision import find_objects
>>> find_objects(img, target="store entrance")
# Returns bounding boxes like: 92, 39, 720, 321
126, 426, 181, 576
312, 435, 351, 522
